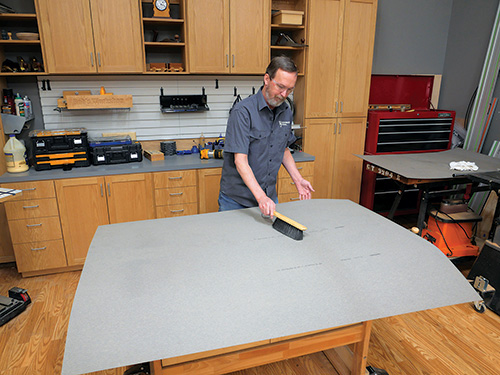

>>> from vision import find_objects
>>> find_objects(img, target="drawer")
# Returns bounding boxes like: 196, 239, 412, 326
0, 180, 55, 201
4, 198, 59, 220
156, 203, 198, 218
8, 216, 62, 244
278, 178, 298, 194
13, 239, 67, 273
278, 162, 314, 179
278, 192, 302, 203
153, 170, 197, 188
155, 186, 198, 206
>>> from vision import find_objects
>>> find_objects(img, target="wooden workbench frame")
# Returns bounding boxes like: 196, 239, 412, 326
151, 321, 372, 375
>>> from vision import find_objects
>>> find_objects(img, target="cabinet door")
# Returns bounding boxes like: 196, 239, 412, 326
186, 0, 230, 73
198, 168, 222, 214
303, 119, 336, 199
304, 0, 343, 118
229, 0, 270, 74
331, 117, 367, 202
106, 174, 154, 224
337, 0, 377, 118
90, 0, 144, 73
36, 0, 97, 73
55, 177, 109, 266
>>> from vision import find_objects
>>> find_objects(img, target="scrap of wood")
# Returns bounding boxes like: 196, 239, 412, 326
65, 94, 133, 109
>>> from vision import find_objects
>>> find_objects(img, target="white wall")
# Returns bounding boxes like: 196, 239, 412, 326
38, 75, 265, 141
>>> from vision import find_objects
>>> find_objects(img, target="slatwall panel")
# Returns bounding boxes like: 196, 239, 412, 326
38, 75, 265, 140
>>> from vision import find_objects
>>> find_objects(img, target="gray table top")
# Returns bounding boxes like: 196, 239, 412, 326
62, 199, 479, 375
0, 152, 315, 184
358, 148, 500, 180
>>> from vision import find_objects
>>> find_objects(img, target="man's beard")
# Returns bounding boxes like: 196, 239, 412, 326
264, 86, 285, 108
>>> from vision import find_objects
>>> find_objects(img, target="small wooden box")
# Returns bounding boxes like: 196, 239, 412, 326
272, 10, 304, 25
144, 149, 164, 162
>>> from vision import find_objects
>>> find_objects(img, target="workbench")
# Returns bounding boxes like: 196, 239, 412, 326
61, 199, 478, 375
358, 148, 500, 234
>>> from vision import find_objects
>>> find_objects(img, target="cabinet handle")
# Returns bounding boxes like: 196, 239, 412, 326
335, 102, 338, 113
339, 122, 342, 134
232, 54, 235, 67
169, 192, 183, 196
100, 183, 103, 197
90, 52, 94, 67
340, 101, 343, 113
290, 197, 300, 201
226, 54, 229, 67
31, 246, 47, 251
297, 167, 303, 170
22, 205, 39, 209
21, 187, 36, 191
98, 52, 101, 67
107, 183, 111, 196
168, 176, 183, 180
290, 182, 295, 185
333, 123, 337, 134
170, 209, 184, 213
26, 223, 42, 228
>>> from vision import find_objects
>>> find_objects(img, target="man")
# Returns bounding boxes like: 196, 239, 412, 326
219, 56, 314, 217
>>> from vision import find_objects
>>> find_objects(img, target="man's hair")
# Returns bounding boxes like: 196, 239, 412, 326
265, 56, 298, 79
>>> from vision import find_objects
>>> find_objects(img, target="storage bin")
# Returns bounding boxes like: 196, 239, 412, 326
272, 10, 304, 26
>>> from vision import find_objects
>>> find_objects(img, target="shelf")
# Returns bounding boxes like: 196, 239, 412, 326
271, 45, 305, 50
1, 114, 34, 134
144, 42, 185, 47
143, 71, 189, 75
0, 72, 46, 76
271, 24, 305, 30
0, 40, 40, 45
143, 17, 184, 24
0, 13, 37, 21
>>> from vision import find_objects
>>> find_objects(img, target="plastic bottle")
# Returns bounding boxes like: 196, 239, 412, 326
199, 133, 206, 149
2, 96, 12, 114
3, 134, 29, 173
23, 96, 32, 118
14, 93, 25, 117
3, 88, 15, 115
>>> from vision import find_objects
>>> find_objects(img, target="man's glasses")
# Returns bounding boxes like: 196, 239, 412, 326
271, 79, 294, 95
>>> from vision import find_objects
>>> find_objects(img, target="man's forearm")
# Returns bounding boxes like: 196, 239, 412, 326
234, 153, 267, 202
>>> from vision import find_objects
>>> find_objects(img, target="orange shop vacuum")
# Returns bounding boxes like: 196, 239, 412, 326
421, 201, 482, 258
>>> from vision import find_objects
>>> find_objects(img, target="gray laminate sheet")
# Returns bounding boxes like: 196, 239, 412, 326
62, 199, 479, 375
358, 148, 500, 180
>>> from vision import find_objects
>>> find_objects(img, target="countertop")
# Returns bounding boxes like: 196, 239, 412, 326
0, 152, 315, 184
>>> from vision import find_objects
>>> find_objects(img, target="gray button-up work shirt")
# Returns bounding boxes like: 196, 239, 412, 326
220, 88, 296, 207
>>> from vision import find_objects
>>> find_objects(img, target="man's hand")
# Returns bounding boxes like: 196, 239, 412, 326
258, 195, 276, 217
296, 178, 315, 200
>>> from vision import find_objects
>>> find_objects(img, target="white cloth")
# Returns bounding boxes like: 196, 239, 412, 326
449, 161, 479, 171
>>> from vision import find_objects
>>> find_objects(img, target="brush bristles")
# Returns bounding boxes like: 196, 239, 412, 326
273, 217, 304, 240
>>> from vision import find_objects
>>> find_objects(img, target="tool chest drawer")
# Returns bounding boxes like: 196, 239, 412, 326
155, 186, 198, 206
13, 239, 67, 273
8, 216, 62, 244
153, 170, 197, 188
156, 203, 198, 218
4, 198, 59, 220
0, 181, 55, 201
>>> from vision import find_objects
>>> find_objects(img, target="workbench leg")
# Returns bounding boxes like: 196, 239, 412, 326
388, 184, 406, 220
417, 189, 430, 235
351, 321, 372, 375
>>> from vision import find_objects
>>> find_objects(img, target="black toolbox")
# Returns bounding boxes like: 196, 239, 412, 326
89, 139, 143, 165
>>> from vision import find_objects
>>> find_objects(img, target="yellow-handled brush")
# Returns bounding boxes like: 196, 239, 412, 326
272, 211, 307, 240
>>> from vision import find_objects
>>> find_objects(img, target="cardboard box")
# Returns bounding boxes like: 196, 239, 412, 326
272, 10, 304, 26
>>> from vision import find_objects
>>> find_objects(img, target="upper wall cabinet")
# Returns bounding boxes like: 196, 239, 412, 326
36, 0, 143, 74
186, 0, 270, 74
304, 0, 377, 118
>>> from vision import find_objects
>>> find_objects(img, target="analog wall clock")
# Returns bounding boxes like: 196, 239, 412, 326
153, 0, 170, 18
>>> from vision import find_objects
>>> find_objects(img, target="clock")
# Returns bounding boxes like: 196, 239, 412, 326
153, 0, 170, 18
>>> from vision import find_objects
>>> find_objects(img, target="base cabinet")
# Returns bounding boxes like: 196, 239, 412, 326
198, 168, 222, 214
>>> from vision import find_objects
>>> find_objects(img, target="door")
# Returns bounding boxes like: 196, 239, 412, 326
106, 174, 155, 224
229, 0, 270, 74
55, 177, 109, 266
303, 119, 336, 199
90, 0, 144, 73
36, 0, 96, 73
331, 117, 367, 202
198, 168, 222, 214
304, 0, 343, 118
186, 0, 230, 73
337, 0, 378, 117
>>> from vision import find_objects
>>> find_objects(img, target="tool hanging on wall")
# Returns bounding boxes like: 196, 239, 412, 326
229, 87, 242, 114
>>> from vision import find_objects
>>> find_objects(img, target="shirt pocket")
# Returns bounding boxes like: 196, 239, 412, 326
249, 129, 271, 143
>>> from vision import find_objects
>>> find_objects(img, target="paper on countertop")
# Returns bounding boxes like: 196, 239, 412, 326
450, 161, 479, 171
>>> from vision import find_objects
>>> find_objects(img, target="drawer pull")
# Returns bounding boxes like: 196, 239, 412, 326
290, 182, 295, 185
290, 197, 300, 201
23, 205, 39, 209
169, 192, 183, 196
22, 187, 37, 191
31, 246, 47, 251
170, 209, 184, 213
26, 223, 42, 228
297, 167, 303, 170
168, 176, 183, 180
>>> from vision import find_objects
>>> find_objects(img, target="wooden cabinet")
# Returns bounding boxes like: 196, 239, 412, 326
304, 118, 366, 202
186, 0, 270, 74
55, 174, 154, 266
1, 181, 67, 274
36, 0, 143, 74
198, 168, 222, 214
277, 162, 314, 202
154, 170, 198, 218
304, 0, 377, 118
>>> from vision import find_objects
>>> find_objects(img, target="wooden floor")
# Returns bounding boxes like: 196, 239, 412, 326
1, 262, 499, 375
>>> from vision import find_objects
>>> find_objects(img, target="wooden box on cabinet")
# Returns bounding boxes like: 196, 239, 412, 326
154, 170, 198, 218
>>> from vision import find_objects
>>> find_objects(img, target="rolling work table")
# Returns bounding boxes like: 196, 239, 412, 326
358, 148, 500, 234
62, 199, 478, 375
